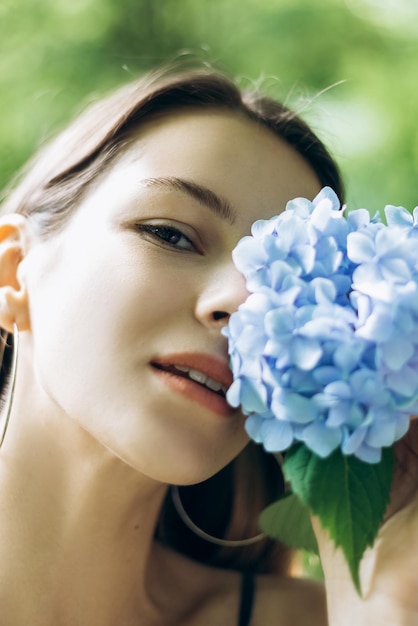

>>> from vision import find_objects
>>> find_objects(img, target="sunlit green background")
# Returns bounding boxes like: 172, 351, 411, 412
1, 0, 418, 213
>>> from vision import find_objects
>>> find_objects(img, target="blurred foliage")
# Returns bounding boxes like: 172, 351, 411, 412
1, 0, 418, 212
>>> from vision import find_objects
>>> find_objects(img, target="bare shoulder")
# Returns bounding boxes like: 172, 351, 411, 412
251, 574, 328, 626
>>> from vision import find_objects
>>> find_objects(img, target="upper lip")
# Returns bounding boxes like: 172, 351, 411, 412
150, 352, 233, 390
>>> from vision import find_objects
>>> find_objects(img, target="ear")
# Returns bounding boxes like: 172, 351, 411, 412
0, 214, 31, 333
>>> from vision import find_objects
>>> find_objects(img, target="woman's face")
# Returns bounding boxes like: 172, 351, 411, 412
24, 109, 320, 484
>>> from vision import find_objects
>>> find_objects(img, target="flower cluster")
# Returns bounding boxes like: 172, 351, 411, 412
223, 188, 418, 463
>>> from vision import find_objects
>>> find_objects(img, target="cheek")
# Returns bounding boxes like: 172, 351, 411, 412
24, 236, 247, 482
28, 230, 170, 349
24, 245, 175, 464
26, 236, 135, 401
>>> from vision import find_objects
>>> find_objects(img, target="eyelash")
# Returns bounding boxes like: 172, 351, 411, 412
137, 224, 198, 252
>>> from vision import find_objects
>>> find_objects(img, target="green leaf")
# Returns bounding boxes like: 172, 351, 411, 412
283, 444, 395, 593
259, 492, 318, 554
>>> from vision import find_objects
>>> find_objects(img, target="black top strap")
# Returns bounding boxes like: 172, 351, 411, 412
238, 571, 256, 626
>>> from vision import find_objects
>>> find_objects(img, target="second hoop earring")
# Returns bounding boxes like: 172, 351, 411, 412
171, 484, 265, 547
0, 324, 19, 448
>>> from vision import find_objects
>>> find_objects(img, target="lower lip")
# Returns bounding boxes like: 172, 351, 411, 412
151, 367, 235, 417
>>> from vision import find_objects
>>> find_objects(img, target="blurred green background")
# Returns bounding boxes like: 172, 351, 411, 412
1, 0, 418, 212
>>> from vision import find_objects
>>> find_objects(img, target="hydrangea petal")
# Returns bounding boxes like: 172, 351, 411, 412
356, 309, 394, 342
352, 442, 381, 464
290, 336, 322, 370
385, 205, 413, 228
365, 418, 397, 448
347, 208, 372, 230
225, 187, 415, 463
394, 413, 410, 439
271, 389, 316, 424
299, 420, 342, 457
341, 425, 368, 455
386, 366, 418, 398
380, 257, 411, 284
333, 342, 364, 372
347, 231, 376, 264
379, 336, 414, 371
244, 413, 263, 443
232, 236, 266, 274
258, 419, 294, 452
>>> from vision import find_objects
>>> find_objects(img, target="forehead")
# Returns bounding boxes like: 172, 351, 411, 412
119, 109, 321, 224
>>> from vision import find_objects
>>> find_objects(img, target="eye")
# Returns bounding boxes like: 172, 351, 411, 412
137, 224, 198, 252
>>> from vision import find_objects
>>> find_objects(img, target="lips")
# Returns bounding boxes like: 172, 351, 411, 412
150, 353, 235, 416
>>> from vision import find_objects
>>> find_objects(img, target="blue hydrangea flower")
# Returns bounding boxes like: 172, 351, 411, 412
223, 188, 418, 463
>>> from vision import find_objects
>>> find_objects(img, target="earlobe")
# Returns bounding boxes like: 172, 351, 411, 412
0, 214, 31, 333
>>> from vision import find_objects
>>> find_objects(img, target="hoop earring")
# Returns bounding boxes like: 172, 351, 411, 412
171, 485, 265, 547
0, 324, 19, 448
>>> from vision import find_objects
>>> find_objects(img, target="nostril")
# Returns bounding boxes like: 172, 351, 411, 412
212, 310, 229, 322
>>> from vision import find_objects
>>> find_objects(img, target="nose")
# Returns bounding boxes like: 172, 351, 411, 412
195, 263, 249, 330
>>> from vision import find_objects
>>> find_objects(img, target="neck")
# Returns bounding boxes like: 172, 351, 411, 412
0, 358, 170, 625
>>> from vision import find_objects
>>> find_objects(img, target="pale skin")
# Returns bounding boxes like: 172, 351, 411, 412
0, 109, 416, 625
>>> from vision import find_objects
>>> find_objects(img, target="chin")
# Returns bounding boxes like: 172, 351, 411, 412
115, 442, 242, 486
82, 408, 248, 485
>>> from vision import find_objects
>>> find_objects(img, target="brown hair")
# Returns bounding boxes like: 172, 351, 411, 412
1, 64, 344, 574
1, 65, 344, 229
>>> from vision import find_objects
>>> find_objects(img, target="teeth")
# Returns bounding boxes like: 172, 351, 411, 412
205, 378, 222, 392
174, 365, 224, 393
188, 368, 208, 385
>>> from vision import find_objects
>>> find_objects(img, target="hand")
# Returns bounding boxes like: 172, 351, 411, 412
368, 417, 418, 603
314, 418, 418, 625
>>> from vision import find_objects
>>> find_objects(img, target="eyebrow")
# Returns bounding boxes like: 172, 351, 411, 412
140, 176, 236, 224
